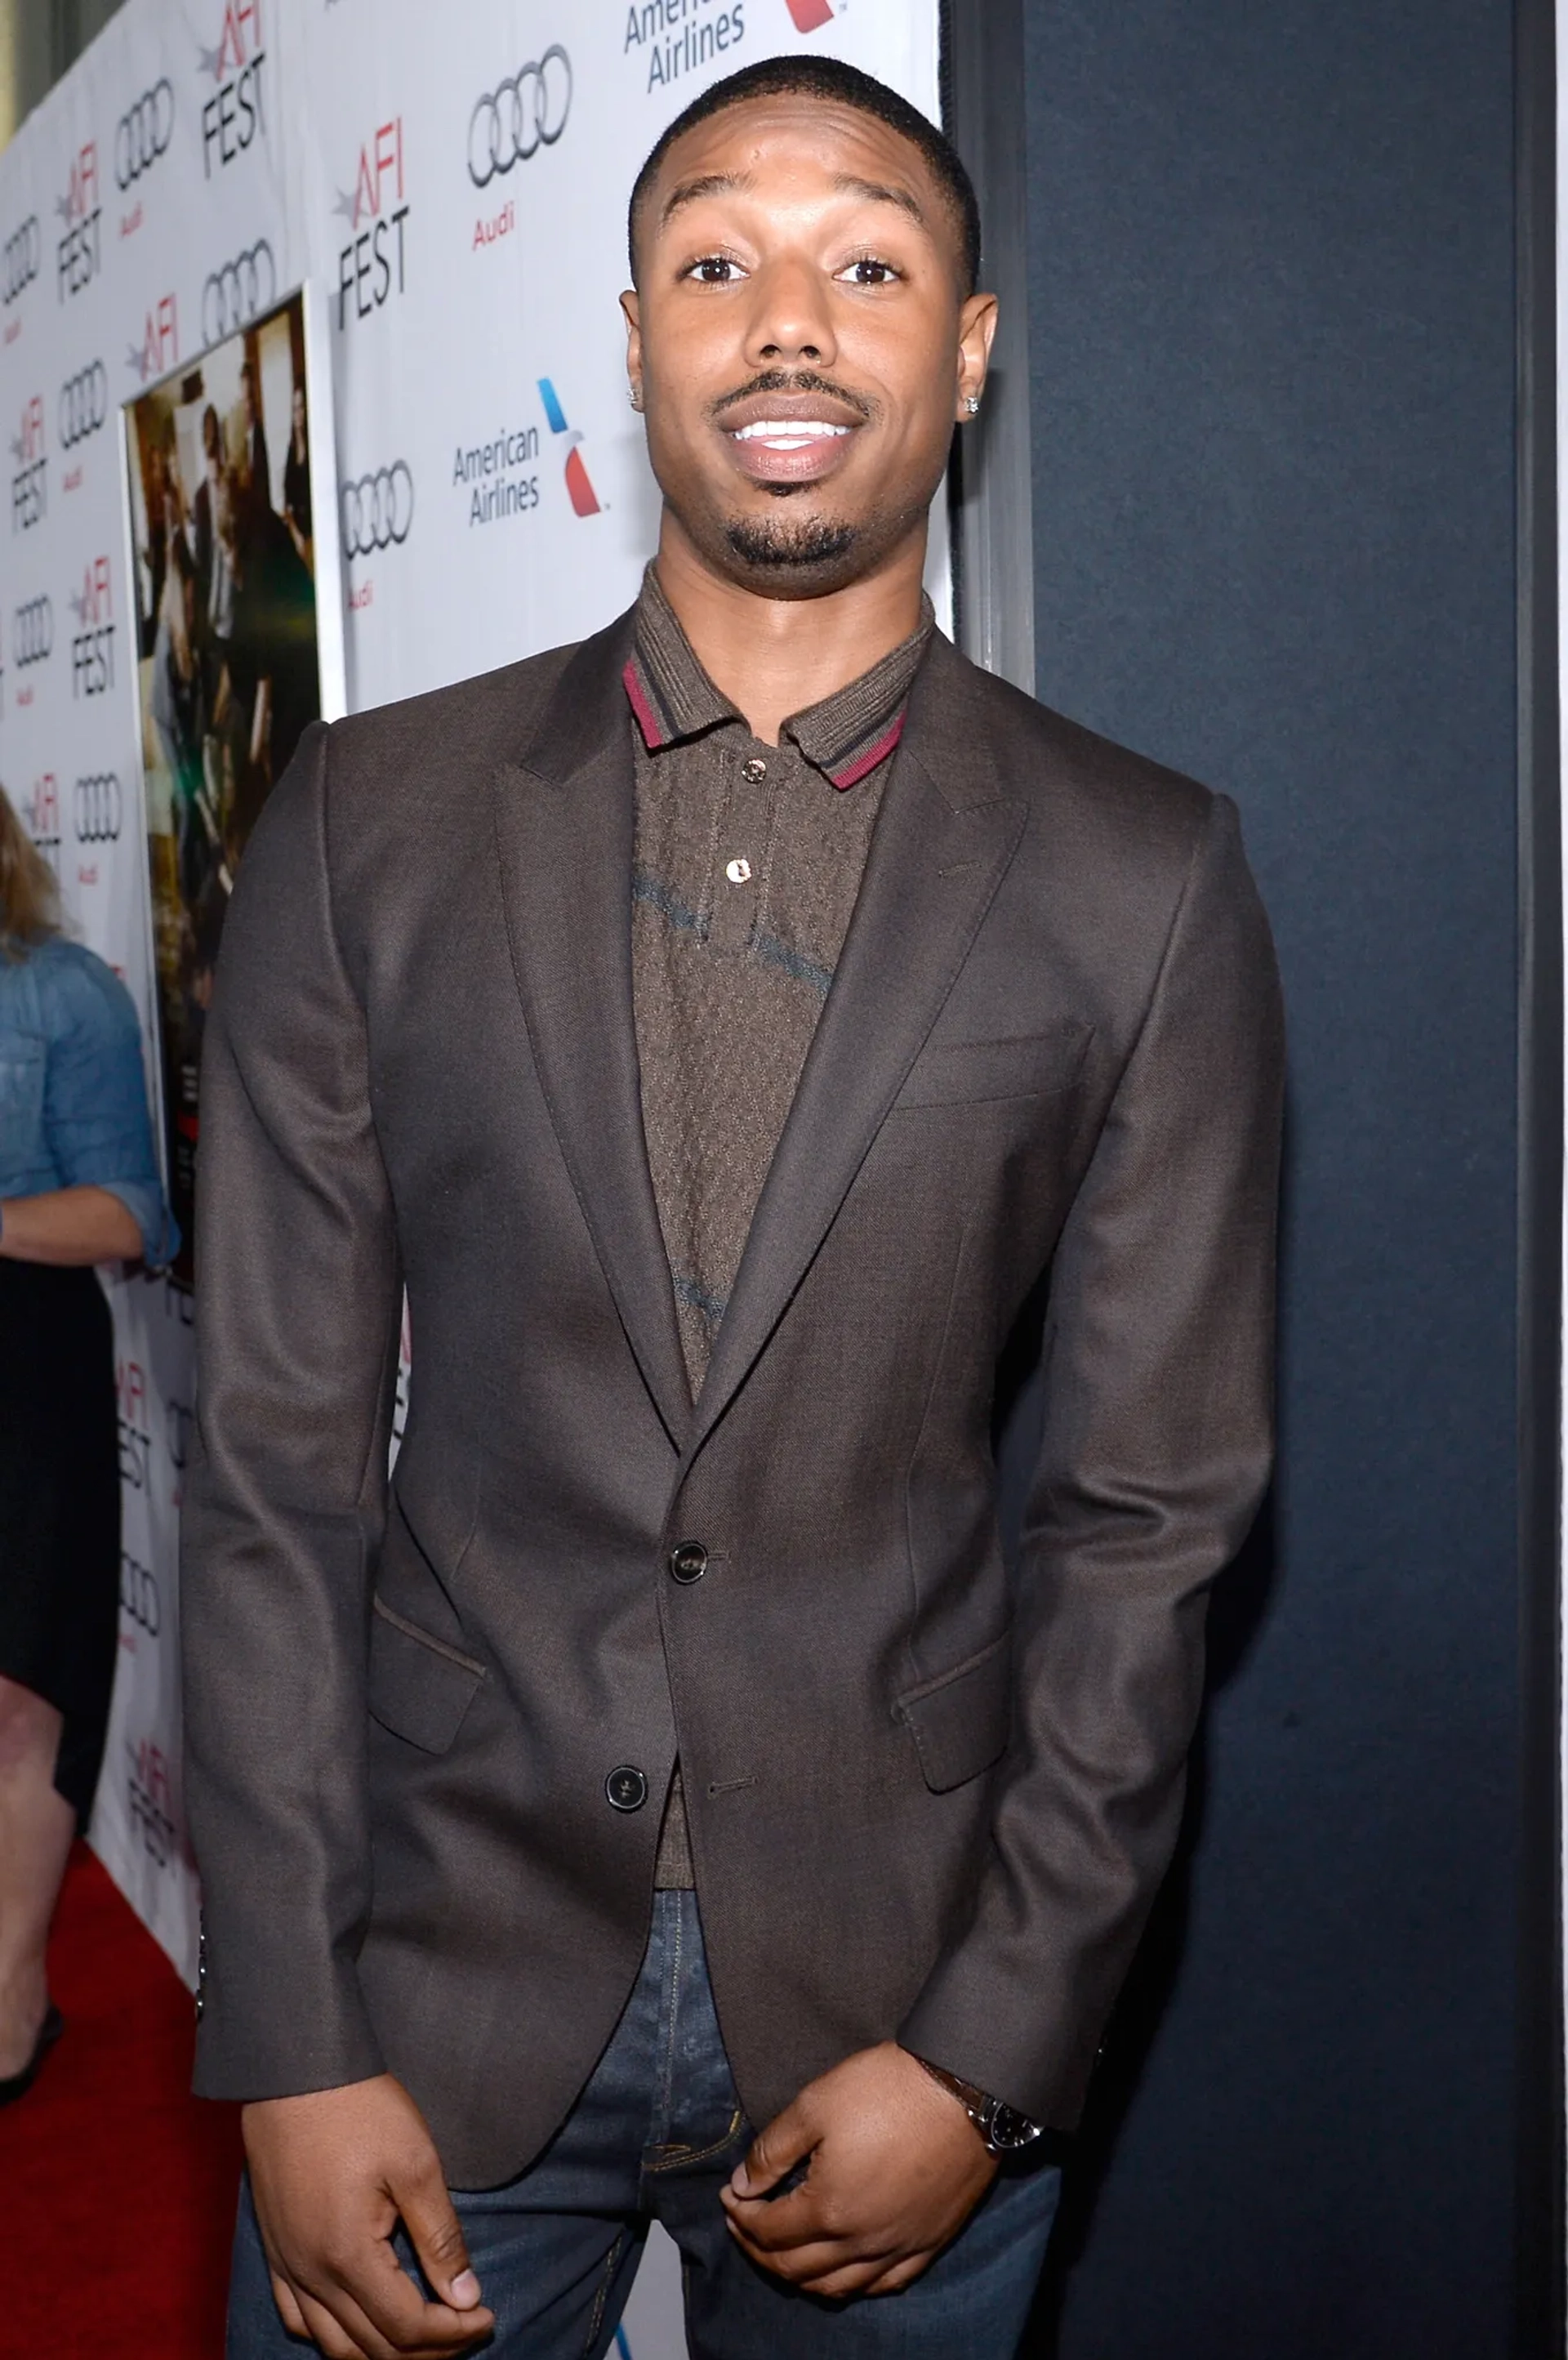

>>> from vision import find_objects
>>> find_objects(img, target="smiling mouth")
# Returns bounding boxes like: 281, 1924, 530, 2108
728, 419, 854, 450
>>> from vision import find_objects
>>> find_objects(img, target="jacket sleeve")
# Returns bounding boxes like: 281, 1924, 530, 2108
180, 720, 402, 2099
898, 790, 1285, 2130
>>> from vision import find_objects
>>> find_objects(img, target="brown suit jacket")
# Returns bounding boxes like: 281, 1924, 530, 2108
180, 613, 1283, 2188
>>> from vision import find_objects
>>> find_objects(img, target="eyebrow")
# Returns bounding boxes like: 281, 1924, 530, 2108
831, 174, 927, 228
657, 169, 929, 234
661, 172, 751, 227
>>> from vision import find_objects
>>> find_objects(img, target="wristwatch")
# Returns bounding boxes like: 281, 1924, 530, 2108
908, 2052, 1044, 2157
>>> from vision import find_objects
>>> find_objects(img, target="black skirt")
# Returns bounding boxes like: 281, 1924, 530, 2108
0, 1260, 121, 1824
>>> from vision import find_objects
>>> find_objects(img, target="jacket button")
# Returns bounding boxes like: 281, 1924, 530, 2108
668, 1541, 708, 1585
605, 1764, 648, 1813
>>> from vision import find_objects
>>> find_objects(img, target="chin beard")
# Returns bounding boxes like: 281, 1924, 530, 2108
722, 511, 859, 581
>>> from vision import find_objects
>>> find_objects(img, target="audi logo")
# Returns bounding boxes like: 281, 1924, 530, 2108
468, 46, 571, 187
120, 1553, 161, 1637
74, 771, 122, 843
2, 215, 40, 306
58, 361, 108, 450
12, 596, 52, 667
114, 79, 175, 190
341, 462, 414, 555
201, 237, 275, 345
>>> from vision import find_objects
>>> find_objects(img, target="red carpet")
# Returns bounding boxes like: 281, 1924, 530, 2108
0, 1844, 243, 2354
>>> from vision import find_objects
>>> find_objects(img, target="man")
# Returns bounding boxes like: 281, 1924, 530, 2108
185, 54, 1282, 2360
236, 357, 272, 542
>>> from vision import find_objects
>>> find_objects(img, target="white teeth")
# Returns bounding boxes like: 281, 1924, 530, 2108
731, 419, 852, 443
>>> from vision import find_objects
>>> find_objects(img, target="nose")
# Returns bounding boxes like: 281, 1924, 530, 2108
742, 257, 838, 372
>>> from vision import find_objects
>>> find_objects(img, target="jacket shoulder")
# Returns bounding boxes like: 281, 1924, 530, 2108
929, 640, 1219, 864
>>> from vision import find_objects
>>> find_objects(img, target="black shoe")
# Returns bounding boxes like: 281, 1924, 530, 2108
0, 2005, 63, 2107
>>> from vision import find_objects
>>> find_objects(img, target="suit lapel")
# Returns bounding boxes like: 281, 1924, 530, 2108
688, 636, 1028, 1461
492, 616, 692, 1448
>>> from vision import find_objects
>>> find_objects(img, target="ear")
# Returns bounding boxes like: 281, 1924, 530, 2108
621, 288, 644, 408
955, 291, 1000, 422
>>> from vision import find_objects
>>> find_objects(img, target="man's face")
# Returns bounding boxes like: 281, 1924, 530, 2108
623, 98, 995, 598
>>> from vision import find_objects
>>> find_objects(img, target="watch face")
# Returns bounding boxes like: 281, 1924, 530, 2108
986, 2102, 1042, 2153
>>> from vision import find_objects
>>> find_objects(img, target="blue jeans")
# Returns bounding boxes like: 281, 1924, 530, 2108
228, 1891, 1060, 2358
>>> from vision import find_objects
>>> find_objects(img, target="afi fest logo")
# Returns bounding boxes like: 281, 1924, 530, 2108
10, 394, 45, 532
785, 0, 835, 28
199, 0, 268, 177
538, 379, 600, 517
335, 117, 409, 328
128, 292, 179, 385
24, 774, 61, 874
70, 557, 115, 699
56, 141, 102, 300
126, 1736, 177, 1868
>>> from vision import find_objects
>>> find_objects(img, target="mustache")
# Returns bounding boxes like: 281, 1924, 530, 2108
707, 369, 875, 422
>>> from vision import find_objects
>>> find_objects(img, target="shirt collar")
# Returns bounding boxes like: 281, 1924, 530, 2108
623, 561, 935, 792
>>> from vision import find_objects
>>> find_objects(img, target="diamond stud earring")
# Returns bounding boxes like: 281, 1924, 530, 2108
964, 395, 981, 417
629, 386, 644, 412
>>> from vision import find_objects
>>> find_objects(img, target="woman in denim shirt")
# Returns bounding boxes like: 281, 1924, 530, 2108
0, 784, 176, 2104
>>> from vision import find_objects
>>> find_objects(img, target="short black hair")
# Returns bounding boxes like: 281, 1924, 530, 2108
627, 55, 981, 297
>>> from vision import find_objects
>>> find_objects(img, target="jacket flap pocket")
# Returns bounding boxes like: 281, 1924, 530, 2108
368, 1597, 485, 1755
893, 1023, 1091, 1110
895, 1631, 1013, 1793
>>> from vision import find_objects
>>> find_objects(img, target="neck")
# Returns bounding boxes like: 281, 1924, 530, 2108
653, 512, 929, 745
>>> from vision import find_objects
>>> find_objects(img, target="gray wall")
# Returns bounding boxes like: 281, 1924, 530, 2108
0, 0, 125, 149
1012, 3, 1532, 2352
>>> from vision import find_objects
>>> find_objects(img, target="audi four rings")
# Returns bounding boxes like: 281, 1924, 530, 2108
2, 214, 41, 304
468, 46, 572, 187
59, 362, 109, 449
341, 463, 415, 555
115, 79, 175, 189
13, 596, 52, 667
74, 773, 123, 844
201, 238, 276, 345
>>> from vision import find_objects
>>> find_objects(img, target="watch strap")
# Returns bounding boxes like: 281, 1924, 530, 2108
907, 2051, 1042, 2155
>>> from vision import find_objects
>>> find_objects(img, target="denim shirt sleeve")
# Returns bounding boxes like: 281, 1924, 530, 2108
36, 946, 180, 1269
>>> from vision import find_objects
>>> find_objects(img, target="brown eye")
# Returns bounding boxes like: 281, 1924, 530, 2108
690, 256, 742, 283
843, 257, 898, 287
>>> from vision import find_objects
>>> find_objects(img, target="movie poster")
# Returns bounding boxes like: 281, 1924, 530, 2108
122, 286, 343, 1284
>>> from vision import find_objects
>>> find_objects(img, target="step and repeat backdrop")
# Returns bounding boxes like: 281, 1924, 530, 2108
2, 9, 939, 2330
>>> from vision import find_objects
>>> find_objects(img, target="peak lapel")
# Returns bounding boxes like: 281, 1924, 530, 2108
688, 639, 1028, 1461
492, 618, 691, 1447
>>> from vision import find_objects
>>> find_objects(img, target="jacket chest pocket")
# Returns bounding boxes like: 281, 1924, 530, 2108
0, 1041, 47, 1153
891, 1021, 1091, 1111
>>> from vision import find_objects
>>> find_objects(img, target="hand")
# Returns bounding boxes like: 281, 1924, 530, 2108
242, 2074, 495, 2358
719, 2041, 998, 2300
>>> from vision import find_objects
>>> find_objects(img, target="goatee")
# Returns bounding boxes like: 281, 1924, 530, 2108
724, 515, 858, 572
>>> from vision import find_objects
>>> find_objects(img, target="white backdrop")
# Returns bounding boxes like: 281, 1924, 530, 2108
1, 3, 939, 2349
